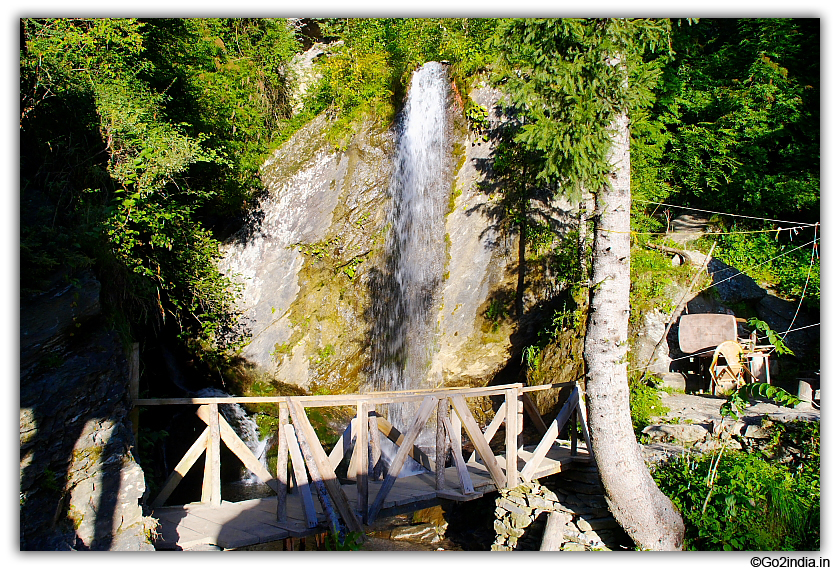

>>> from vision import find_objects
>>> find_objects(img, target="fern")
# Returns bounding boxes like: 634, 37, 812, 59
720, 383, 800, 420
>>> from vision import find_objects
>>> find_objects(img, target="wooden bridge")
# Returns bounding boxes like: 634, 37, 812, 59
134, 382, 593, 550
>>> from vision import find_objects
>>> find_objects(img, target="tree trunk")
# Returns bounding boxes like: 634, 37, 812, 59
583, 109, 685, 551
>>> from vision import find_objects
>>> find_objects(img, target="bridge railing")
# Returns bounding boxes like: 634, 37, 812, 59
133, 382, 590, 534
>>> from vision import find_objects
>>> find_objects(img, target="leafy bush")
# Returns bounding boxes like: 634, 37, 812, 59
652, 421, 820, 551
705, 227, 819, 310
628, 375, 669, 434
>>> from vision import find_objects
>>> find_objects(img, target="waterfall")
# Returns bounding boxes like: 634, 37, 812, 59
370, 62, 452, 451
195, 388, 269, 485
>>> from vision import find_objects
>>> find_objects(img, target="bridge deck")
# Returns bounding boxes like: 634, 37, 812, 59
153, 444, 590, 550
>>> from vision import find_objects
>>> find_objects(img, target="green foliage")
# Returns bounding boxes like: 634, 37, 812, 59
642, 19, 819, 222
491, 18, 672, 194
20, 18, 302, 361
702, 227, 819, 309
521, 344, 542, 370
628, 376, 668, 433
325, 530, 364, 550
484, 295, 510, 332
464, 99, 490, 132
719, 383, 800, 420
748, 318, 794, 356
652, 423, 820, 550
628, 245, 694, 335
315, 18, 498, 137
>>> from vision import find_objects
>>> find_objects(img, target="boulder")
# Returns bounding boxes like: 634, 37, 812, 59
707, 258, 767, 303
642, 423, 710, 445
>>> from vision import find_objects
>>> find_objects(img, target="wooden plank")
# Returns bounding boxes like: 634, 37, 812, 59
368, 396, 438, 522
134, 383, 564, 408
450, 408, 461, 464
522, 391, 548, 435
540, 511, 568, 551
287, 403, 342, 536
467, 401, 506, 464
576, 386, 593, 457
449, 395, 507, 490
201, 403, 221, 506
677, 313, 738, 354
356, 402, 369, 524
375, 416, 436, 472
441, 413, 474, 495
436, 488, 483, 502
328, 420, 354, 472
520, 386, 578, 481
369, 415, 382, 480
277, 405, 289, 522
346, 418, 361, 479
505, 388, 519, 488
196, 405, 279, 493
151, 427, 209, 508
285, 423, 319, 528
435, 398, 448, 491
287, 398, 364, 534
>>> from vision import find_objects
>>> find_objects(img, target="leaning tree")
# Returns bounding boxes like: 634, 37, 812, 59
492, 17, 685, 550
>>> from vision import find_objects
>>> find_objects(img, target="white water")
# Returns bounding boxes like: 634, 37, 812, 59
370, 62, 451, 452
195, 388, 270, 485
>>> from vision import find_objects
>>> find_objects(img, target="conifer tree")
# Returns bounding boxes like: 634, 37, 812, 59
492, 17, 685, 550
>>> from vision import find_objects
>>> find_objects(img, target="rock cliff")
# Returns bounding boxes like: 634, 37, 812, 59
20, 271, 154, 550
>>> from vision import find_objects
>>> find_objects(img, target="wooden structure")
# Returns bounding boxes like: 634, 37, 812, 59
678, 313, 773, 392
135, 383, 592, 550
678, 313, 739, 356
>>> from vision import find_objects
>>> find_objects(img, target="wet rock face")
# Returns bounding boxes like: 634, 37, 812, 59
220, 114, 394, 389
221, 84, 576, 392
20, 271, 153, 551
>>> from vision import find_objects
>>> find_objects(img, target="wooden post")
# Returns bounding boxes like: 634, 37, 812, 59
576, 384, 593, 457
287, 402, 342, 536
202, 403, 222, 506
368, 396, 438, 523
195, 406, 278, 491
369, 415, 382, 480
505, 388, 519, 488
467, 401, 506, 464
441, 413, 474, 495
450, 407, 462, 457
277, 404, 289, 522
287, 398, 363, 534
129, 343, 140, 447
285, 423, 318, 528
435, 398, 448, 490
570, 404, 578, 456
522, 392, 548, 435
150, 427, 209, 508
356, 402, 369, 524
521, 386, 579, 482
449, 395, 506, 490
540, 511, 567, 551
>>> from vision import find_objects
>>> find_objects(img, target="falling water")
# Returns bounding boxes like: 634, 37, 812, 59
370, 62, 452, 444
195, 388, 270, 485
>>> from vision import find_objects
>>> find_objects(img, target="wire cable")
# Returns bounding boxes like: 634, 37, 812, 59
633, 199, 819, 228
781, 223, 819, 341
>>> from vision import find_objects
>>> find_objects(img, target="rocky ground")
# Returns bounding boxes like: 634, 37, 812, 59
641, 390, 820, 463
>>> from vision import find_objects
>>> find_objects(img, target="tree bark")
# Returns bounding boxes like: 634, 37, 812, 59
583, 108, 685, 551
